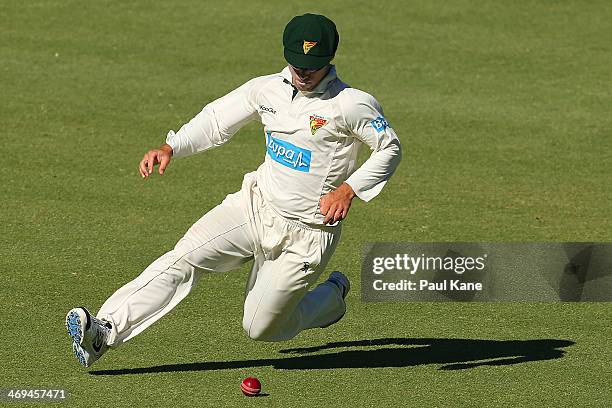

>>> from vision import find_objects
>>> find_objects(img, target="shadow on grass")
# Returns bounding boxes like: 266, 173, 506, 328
89, 338, 574, 375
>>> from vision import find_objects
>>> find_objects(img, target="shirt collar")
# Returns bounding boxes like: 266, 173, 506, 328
280, 65, 338, 94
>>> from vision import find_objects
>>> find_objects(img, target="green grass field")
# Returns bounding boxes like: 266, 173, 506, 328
1, 0, 611, 406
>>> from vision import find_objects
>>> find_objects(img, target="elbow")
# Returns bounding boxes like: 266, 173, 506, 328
389, 138, 402, 166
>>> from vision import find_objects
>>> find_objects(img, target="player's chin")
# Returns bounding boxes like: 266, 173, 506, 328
294, 80, 313, 91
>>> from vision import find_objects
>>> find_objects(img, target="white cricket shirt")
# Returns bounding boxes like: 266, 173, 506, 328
166, 65, 402, 225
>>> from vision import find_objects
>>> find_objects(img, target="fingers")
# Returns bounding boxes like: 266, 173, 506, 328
323, 203, 340, 225
139, 157, 148, 178
330, 206, 345, 224
334, 208, 344, 224
147, 151, 156, 175
319, 197, 329, 216
158, 153, 171, 175
340, 201, 351, 220
322, 201, 351, 225
139, 150, 167, 178
321, 196, 333, 224
321, 192, 348, 224
323, 207, 333, 225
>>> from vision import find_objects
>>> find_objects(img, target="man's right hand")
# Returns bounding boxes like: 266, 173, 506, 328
139, 143, 173, 178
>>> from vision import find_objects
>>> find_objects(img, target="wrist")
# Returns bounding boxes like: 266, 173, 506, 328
160, 143, 174, 156
340, 182, 356, 199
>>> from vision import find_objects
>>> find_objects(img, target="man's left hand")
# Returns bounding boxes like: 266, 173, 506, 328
319, 183, 357, 225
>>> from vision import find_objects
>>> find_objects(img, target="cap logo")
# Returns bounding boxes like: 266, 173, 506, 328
310, 114, 328, 135
303, 40, 318, 54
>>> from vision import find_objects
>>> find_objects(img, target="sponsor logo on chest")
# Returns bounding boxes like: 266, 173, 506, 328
266, 132, 311, 172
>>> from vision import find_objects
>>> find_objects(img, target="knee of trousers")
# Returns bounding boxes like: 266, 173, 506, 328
145, 251, 202, 290
242, 314, 291, 342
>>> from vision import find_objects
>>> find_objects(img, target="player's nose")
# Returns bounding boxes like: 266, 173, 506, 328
295, 71, 309, 80
293, 67, 313, 78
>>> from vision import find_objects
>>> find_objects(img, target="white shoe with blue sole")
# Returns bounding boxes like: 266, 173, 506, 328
65, 307, 111, 367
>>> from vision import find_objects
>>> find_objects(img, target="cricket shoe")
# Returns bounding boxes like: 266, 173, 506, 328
320, 271, 350, 328
328, 271, 350, 299
65, 307, 112, 367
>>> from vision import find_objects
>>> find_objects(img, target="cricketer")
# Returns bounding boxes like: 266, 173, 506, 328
65, 13, 401, 367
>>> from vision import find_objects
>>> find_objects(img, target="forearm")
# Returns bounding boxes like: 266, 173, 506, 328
339, 89, 402, 202
345, 138, 402, 202
165, 107, 222, 158
165, 78, 259, 158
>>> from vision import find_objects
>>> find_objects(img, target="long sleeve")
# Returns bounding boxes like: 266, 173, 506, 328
342, 90, 402, 201
165, 78, 260, 158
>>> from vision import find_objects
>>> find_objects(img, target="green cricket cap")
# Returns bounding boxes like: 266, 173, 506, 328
283, 13, 339, 70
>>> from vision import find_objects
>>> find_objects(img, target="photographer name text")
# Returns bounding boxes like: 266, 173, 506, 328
373, 279, 482, 291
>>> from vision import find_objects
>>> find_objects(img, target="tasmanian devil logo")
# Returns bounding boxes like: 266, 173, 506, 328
309, 115, 328, 135
303, 40, 318, 54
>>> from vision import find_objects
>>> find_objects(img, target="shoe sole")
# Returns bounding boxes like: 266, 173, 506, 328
66, 309, 85, 345
319, 310, 346, 328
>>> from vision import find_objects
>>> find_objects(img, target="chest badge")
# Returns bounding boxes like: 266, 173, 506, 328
309, 114, 328, 135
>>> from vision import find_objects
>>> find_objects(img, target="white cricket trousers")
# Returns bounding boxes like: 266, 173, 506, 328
97, 172, 345, 346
